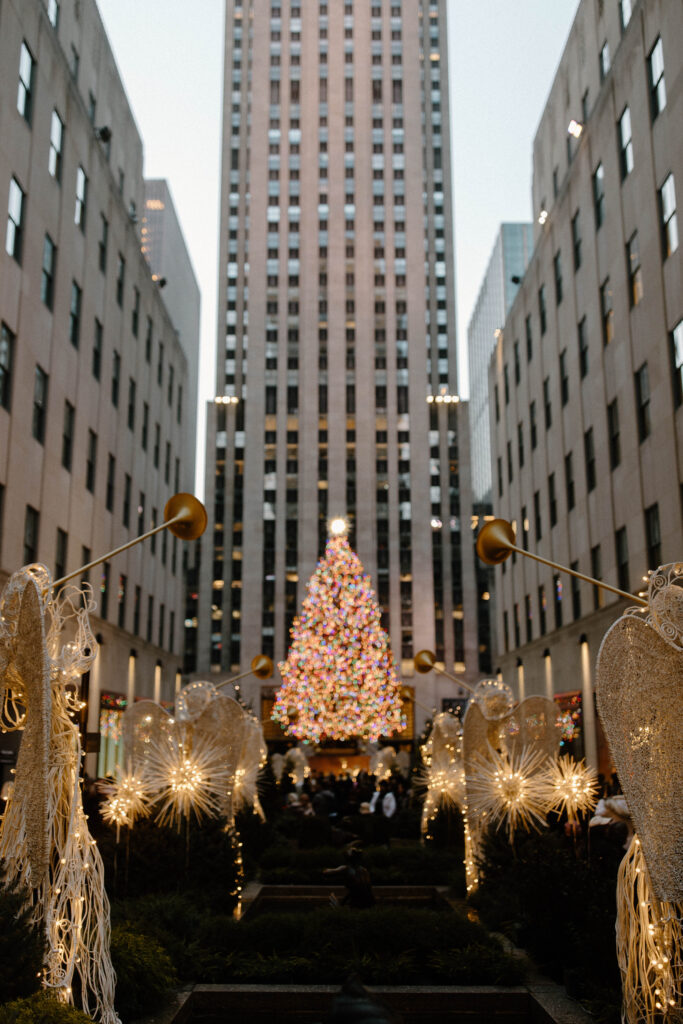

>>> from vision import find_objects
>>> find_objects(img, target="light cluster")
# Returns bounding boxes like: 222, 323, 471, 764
101, 770, 151, 830
273, 535, 405, 743
467, 744, 550, 839
144, 730, 232, 829
543, 754, 598, 823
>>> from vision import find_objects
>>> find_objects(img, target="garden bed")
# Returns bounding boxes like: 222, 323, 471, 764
242, 883, 452, 917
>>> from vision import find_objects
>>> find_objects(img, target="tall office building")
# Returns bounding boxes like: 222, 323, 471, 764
0, 0, 199, 779
489, 0, 682, 769
468, 224, 533, 508
195, 0, 478, 736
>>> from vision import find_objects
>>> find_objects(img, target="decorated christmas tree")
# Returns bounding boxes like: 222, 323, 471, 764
273, 525, 405, 743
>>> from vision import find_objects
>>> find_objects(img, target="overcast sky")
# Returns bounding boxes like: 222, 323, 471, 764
97, 0, 579, 494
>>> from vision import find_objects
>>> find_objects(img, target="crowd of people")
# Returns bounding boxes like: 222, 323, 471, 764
281, 769, 412, 826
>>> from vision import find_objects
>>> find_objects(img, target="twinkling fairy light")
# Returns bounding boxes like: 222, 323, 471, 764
467, 744, 550, 840
273, 535, 405, 743
145, 729, 231, 829
543, 755, 598, 824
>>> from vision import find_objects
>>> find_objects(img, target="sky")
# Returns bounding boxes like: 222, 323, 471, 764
97, 0, 579, 496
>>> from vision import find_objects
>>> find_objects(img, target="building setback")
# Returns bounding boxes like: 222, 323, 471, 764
489, 0, 682, 769
0, 0, 199, 776
194, 0, 478, 735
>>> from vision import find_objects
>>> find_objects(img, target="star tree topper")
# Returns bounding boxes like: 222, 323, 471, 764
273, 528, 405, 743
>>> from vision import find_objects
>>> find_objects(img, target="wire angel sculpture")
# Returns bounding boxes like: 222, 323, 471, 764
596, 562, 683, 1024
0, 566, 119, 1024
419, 711, 465, 840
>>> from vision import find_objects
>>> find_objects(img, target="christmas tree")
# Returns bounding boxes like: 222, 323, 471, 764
273, 529, 405, 743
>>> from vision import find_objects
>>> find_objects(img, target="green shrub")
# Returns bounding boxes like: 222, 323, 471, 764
0, 876, 44, 1001
110, 925, 176, 1020
0, 991, 92, 1024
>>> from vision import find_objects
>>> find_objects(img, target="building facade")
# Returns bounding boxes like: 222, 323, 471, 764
0, 0, 199, 776
194, 0, 478, 737
489, 0, 682, 768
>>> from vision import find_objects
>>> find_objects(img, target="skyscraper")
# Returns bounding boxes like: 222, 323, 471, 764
195, 0, 477, 733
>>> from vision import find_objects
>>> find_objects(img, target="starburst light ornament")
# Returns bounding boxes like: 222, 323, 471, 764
467, 743, 550, 840
273, 531, 405, 743
101, 769, 152, 834
144, 729, 233, 830
543, 755, 598, 824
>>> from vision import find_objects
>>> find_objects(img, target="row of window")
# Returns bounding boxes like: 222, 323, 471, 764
502, 503, 662, 651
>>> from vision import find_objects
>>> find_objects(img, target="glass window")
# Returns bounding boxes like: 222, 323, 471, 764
670, 320, 683, 408
55, 527, 67, 581
659, 173, 678, 258
635, 362, 651, 441
626, 231, 642, 306
600, 278, 613, 345
106, 454, 115, 512
593, 163, 605, 228
618, 107, 634, 179
548, 473, 557, 527
578, 317, 588, 379
560, 349, 569, 405
24, 506, 39, 563
553, 250, 563, 304
644, 503, 661, 568
565, 451, 575, 510
86, 429, 97, 492
584, 427, 596, 492
538, 285, 547, 334
0, 323, 15, 411
607, 398, 621, 469
599, 40, 610, 81
41, 234, 56, 309
47, 0, 60, 29
543, 377, 552, 428
62, 399, 74, 470
615, 526, 629, 592
32, 365, 48, 443
571, 210, 581, 270
619, 0, 632, 31
93, 318, 102, 379
648, 37, 666, 119
6, 177, 25, 262
111, 350, 120, 406
75, 166, 87, 230
98, 215, 108, 272
49, 110, 64, 181
116, 254, 125, 306
17, 42, 35, 124
69, 281, 82, 348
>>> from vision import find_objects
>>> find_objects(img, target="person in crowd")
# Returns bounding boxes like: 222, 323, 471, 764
324, 845, 375, 908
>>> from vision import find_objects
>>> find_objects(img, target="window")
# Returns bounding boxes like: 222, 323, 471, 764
6, 177, 25, 262
565, 451, 575, 510
497, 457, 503, 497
517, 421, 524, 467
543, 377, 552, 428
599, 40, 610, 81
659, 174, 678, 258
525, 315, 532, 361
600, 278, 614, 345
591, 545, 603, 609
142, 402, 149, 450
134, 586, 141, 635
607, 398, 621, 468
138, 492, 145, 534
554, 575, 563, 629
48, 110, 64, 181
93, 319, 102, 379
41, 235, 56, 309
618, 107, 634, 179
167, 365, 174, 406
17, 42, 35, 124
70, 45, 79, 81
578, 317, 588, 378
55, 528, 67, 582
525, 594, 532, 643
86, 429, 97, 492
584, 427, 596, 491
74, 166, 87, 230
132, 287, 140, 337
153, 423, 160, 468
593, 163, 605, 229
32, 366, 48, 443
648, 37, 666, 119
513, 341, 520, 384
504, 365, 509, 403
530, 400, 537, 449
635, 362, 651, 441
116, 254, 125, 306
538, 285, 547, 334
626, 231, 642, 307
98, 215, 108, 272
145, 318, 152, 362
106, 454, 115, 512
111, 351, 120, 406
123, 473, 131, 528
69, 281, 82, 347
507, 441, 513, 483
548, 473, 557, 527
644, 503, 661, 568
619, 0, 632, 31
534, 490, 542, 541
571, 211, 582, 270
559, 350, 569, 405
24, 506, 39, 564
118, 574, 127, 629
61, 400, 74, 470
538, 585, 547, 636
615, 526, 629, 592
570, 563, 581, 620
670, 320, 683, 408
157, 342, 164, 386
553, 250, 563, 304
0, 323, 14, 410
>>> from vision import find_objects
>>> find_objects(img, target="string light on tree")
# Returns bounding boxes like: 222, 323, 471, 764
273, 527, 405, 743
